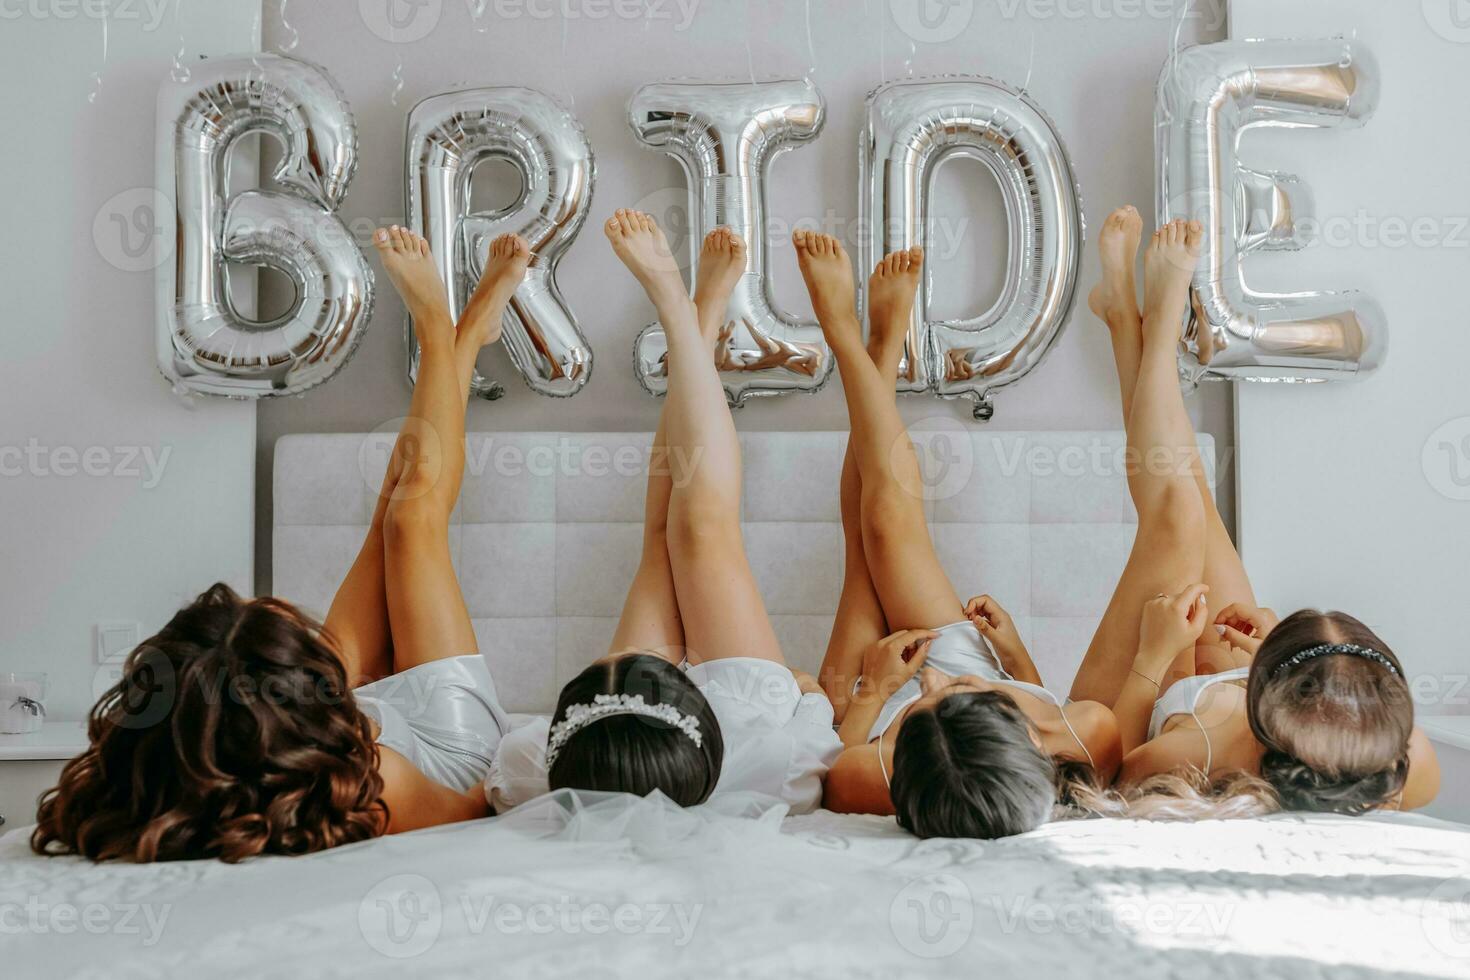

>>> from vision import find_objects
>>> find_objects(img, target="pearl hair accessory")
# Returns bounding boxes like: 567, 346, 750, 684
1271, 643, 1400, 678
544, 693, 703, 771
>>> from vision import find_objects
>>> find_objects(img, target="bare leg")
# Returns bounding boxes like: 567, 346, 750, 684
323, 457, 399, 686
1089, 207, 1257, 622
608, 228, 746, 657
795, 231, 961, 631
605, 209, 783, 666
1069, 219, 1208, 705
372, 228, 529, 673
819, 302, 910, 714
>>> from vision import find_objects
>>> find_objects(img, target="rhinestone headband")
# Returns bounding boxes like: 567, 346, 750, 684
1271, 643, 1400, 678
544, 693, 703, 771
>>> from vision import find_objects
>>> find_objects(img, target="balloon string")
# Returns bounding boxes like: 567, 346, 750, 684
1159, 0, 1198, 125
878, 0, 886, 87
390, 53, 405, 106
277, 0, 299, 51
1021, 26, 1036, 93
804, 0, 816, 76
468, 0, 490, 33
88, 0, 109, 103
560, 11, 575, 111
743, 4, 757, 85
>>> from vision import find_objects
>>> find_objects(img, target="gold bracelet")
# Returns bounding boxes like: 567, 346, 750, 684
1130, 667, 1161, 688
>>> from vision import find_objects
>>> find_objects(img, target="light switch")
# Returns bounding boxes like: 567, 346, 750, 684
96, 622, 140, 665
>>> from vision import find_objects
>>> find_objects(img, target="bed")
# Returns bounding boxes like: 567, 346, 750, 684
4, 795, 1469, 977
7, 431, 1466, 978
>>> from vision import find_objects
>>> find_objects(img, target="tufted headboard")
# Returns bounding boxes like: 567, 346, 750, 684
274, 431, 1214, 715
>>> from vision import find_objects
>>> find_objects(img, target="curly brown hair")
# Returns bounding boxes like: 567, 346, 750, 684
32, 584, 387, 862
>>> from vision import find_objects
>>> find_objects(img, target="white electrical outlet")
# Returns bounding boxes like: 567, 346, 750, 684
95, 622, 140, 665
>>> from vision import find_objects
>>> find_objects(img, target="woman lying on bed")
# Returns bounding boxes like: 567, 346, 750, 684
33, 227, 537, 862
792, 231, 1123, 840
484, 212, 841, 814
1078, 208, 1439, 815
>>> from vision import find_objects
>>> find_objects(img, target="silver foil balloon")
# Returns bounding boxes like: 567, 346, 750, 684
629, 79, 832, 405
861, 77, 1085, 421
156, 54, 373, 398
1156, 39, 1385, 382
406, 88, 595, 400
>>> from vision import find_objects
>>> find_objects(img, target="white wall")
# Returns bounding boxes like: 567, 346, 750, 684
0, 1, 258, 721
1231, 1, 1470, 716
254, 0, 1233, 590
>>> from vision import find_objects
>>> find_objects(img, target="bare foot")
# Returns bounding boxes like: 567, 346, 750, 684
693, 227, 746, 344
374, 225, 452, 341
792, 229, 859, 352
605, 208, 690, 315
459, 233, 530, 347
867, 247, 923, 375
1087, 206, 1142, 327
1142, 219, 1203, 346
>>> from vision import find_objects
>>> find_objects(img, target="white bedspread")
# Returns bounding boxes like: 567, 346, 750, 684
4, 793, 1469, 979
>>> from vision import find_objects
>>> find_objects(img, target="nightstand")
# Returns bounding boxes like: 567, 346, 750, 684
0, 722, 88, 829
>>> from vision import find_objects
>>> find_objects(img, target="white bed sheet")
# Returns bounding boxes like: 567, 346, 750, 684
4, 793, 1469, 979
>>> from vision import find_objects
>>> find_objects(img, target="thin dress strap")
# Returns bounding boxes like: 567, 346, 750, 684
1056, 705, 1096, 770
877, 727, 891, 788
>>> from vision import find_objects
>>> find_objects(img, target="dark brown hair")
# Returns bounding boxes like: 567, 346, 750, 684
891, 690, 1056, 839
547, 654, 723, 806
1247, 609, 1412, 815
32, 584, 387, 862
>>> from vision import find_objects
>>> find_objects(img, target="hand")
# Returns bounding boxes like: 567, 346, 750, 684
1138, 585, 1210, 663
1214, 603, 1278, 654
859, 629, 938, 698
790, 668, 823, 697
965, 594, 1020, 644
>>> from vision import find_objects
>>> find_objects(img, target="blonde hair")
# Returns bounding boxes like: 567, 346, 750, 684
1054, 761, 1280, 821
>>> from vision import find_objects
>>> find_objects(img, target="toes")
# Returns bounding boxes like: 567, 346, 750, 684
1185, 220, 1204, 248
792, 229, 809, 251
908, 246, 924, 268
604, 216, 620, 239
389, 225, 407, 252
615, 209, 635, 236
636, 211, 654, 233
728, 230, 745, 253
374, 227, 391, 249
